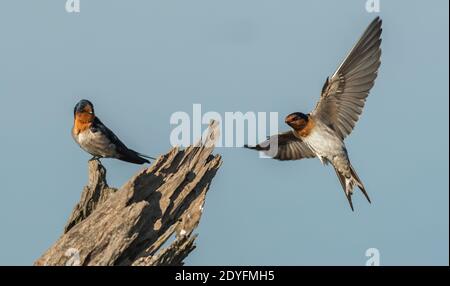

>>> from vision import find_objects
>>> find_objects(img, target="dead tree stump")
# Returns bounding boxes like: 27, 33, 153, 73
35, 121, 222, 266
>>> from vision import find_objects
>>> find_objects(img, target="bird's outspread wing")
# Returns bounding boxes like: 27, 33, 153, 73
245, 131, 316, 161
311, 17, 382, 140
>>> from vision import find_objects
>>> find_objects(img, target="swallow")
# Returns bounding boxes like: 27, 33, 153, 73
72, 99, 155, 164
245, 17, 382, 211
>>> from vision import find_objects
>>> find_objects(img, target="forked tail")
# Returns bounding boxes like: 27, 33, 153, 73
333, 164, 371, 211
117, 149, 156, 165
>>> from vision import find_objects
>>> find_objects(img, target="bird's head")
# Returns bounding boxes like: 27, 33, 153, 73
285, 112, 309, 130
74, 99, 95, 123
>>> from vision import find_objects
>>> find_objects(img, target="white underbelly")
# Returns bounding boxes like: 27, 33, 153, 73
74, 130, 117, 157
303, 126, 344, 159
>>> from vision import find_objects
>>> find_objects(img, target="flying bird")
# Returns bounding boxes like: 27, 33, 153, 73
245, 17, 382, 211
72, 99, 155, 164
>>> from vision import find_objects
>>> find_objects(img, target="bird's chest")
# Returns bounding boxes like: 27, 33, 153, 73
301, 124, 343, 157
73, 128, 116, 157
75, 129, 94, 146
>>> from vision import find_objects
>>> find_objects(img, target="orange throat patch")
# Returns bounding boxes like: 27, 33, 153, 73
73, 112, 94, 135
297, 118, 315, 138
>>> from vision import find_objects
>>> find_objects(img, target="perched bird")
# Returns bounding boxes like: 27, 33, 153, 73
72, 99, 154, 164
245, 17, 382, 211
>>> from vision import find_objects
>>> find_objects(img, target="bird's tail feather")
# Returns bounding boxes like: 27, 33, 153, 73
350, 164, 371, 203
118, 149, 153, 164
333, 166, 354, 211
138, 153, 157, 160
333, 164, 371, 211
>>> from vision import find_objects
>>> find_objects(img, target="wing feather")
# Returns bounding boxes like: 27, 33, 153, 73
245, 131, 316, 161
312, 17, 382, 140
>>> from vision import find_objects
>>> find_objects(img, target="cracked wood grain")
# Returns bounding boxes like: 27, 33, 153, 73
35, 121, 222, 266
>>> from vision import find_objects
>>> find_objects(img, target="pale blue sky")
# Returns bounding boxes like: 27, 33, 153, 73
0, 0, 448, 265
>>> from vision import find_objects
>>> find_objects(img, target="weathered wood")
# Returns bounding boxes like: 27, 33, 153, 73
35, 121, 222, 266
64, 162, 117, 233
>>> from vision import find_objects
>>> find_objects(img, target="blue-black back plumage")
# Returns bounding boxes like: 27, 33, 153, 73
72, 99, 151, 165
